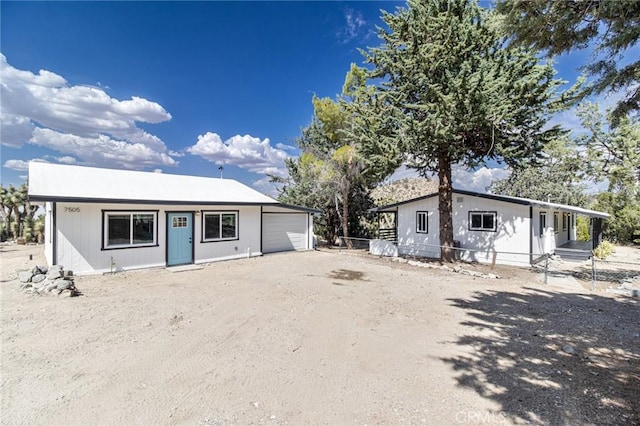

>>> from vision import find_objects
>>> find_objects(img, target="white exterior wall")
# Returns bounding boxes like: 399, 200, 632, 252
531, 207, 575, 258
396, 198, 441, 259
396, 194, 531, 266
51, 202, 263, 275
44, 202, 54, 266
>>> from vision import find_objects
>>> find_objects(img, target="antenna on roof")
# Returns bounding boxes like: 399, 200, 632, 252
218, 166, 224, 179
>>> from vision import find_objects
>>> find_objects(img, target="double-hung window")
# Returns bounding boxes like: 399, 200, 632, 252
416, 211, 428, 234
468, 211, 497, 232
203, 211, 238, 242
103, 211, 157, 249
539, 212, 547, 236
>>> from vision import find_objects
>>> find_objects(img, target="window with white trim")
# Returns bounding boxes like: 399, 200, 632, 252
539, 212, 547, 236
203, 211, 238, 241
103, 211, 157, 249
469, 211, 497, 232
416, 211, 428, 233
553, 212, 559, 234
562, 212, 568, 231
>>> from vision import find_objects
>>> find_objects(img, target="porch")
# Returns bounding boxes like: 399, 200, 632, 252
554, 240, 592, 261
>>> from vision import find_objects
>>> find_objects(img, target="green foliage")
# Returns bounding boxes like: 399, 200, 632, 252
497, 0, 640, 121
592, 191, 640, 244
576, 103, 640, 193
593, 240, 615, 260
489, 136, 588, 206
277, 91, 381, 244
352, 0, 565, 260
577, 105, 640, 244
0, 182, 39, 242
576, 216, 590, 242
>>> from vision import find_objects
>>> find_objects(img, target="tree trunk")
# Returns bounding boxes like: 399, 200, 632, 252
438, 157, 455, 262
342, 182, 352, 248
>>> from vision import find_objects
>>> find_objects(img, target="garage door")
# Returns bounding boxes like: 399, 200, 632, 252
262, 213, 307, 253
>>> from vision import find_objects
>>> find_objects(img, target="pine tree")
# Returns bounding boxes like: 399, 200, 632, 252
357, 0, 566, 261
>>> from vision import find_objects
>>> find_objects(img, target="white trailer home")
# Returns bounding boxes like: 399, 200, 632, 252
370, 189, 610, 266
28, 162, 318, 275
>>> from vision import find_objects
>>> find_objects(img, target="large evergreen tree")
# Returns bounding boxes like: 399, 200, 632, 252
356, 0, 565, 261
497, 0, 640, 121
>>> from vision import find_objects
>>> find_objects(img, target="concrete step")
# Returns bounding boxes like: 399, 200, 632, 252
554, 248, 591, 261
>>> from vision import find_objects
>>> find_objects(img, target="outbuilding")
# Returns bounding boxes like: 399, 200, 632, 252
28, 162, 318, 275
369, 189, 610, 266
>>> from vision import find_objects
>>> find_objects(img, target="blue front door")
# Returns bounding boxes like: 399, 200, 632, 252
167, 212, 193, 266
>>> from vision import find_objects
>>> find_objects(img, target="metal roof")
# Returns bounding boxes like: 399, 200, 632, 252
28, 162, 281, 206
370, 188, 610, 219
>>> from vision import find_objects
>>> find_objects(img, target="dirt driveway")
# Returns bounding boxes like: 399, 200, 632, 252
1, 244, 638, 425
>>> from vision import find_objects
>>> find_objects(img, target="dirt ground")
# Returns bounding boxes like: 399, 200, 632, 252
1, 244, 638, 425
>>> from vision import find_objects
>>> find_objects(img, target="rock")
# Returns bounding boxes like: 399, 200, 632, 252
56, 280, 73, 291
621, 282, 640, 291
33, 265, 48, 275
607, 288, 640, 298
32, 274, 47, 284
58, 289, 74, 298
47, 265, 64, 280
18, 270, 34, 283
562, 345, 576, 355
486, 273, 499, 279
44, 282, 58, 293
453, 266, 462, 273
20, 282, 33, 290
407, 260, 421, 267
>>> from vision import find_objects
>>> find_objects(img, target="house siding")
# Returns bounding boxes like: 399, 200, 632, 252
532, 207, 576, 257
53, 202, 263, 275
396, 193, 531, 266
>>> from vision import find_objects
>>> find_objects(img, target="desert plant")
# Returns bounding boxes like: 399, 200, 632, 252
593, 240, 615, 259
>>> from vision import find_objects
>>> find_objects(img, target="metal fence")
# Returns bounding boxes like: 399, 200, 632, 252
540, 254, 640, 290
337, 237, 640, 294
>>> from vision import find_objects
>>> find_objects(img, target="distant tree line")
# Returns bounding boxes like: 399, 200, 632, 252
0, 183, 44, 243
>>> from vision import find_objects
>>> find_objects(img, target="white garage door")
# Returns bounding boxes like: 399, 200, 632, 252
262, 213, 307, 253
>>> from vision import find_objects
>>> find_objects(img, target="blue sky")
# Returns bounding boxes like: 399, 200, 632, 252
0, 1, 624, 195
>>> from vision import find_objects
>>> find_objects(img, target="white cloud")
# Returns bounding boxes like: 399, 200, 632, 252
4, 158, 49, 171
0, 54, 175, 169
187, 132, 291, 177
338, 8, 367, 43
55, 156, 77, 165
452, 165, 510, 193
252, 176, 281, 198
4, 159, 31, 171
386, 163, 510, 194
30, 128, 176, 170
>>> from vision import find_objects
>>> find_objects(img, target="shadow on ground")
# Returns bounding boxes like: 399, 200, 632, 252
444, 288, 640, 425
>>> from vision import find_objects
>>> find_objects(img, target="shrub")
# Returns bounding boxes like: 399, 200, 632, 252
593, 240, 615, 259
576, 216, 590, 241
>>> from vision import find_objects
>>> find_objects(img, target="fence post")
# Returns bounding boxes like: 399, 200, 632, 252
591, 256, 596, 291
544, 253, 549, 284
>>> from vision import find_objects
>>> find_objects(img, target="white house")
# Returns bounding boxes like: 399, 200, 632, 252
28, 162, 319, 275
370, 189, 610, 266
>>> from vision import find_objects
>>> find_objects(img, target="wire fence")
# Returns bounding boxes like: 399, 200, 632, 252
337, 236, 640, 293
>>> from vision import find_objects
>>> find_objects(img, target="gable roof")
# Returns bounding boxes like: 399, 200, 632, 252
28, 162, 281, 206
370, 188, 610, 219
